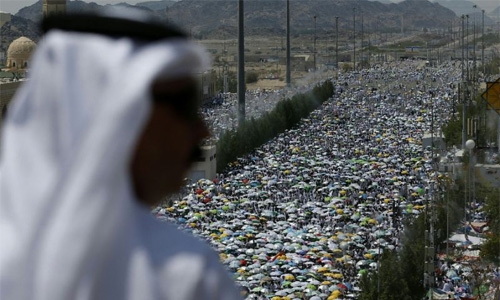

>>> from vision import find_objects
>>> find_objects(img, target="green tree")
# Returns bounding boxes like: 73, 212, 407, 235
215, 70, 238, 93
442, 116, 462, 147
481, 189, 500, 265
245, 70, 259, 84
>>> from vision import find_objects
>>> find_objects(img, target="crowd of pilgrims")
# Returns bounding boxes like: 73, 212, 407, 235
153, 60, 484, 299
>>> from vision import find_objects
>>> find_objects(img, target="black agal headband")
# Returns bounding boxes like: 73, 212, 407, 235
41, 8, 187, 41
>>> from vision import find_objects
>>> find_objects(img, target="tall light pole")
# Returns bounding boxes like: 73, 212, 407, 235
461, 15, 465, 82
361, 13, 364, 69
237, 0, 245, 127
313, 15, 317, 73
473, 5, 484, 78
286, 0, 291, 87
473, 15, 476, 83
335, 16, 339, 69
482, 9, 485, 75
353, 7, 356, 71
401, 14, 404, 36
465, 139, 476, 222
461, 15, 466, 151
446, 179, 450, 257
466, 14, 470, 82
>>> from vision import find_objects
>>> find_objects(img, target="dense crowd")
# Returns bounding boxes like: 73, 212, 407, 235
155, 60, 496, 299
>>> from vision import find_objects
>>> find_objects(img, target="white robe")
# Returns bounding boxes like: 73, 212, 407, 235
0, 30, 241, 300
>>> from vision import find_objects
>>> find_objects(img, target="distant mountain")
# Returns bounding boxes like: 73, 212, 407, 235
16, 0, 102, 23
490, 6, 500, 19
0, 15, 40, 54
2, 0, 458, 47
166, 0, 457, 38
369, 0, 394, 3
434, 0, 496, 24
434, 0, 480, 16
136, 0, 178, 11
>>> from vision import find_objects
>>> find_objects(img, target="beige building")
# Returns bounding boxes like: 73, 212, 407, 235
43, 0, 66, 17
0, 36, 36, 128
5, 37, 36, 71
199, 71, 217, 102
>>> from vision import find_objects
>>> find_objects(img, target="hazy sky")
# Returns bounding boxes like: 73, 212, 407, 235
0, 0, 498, 15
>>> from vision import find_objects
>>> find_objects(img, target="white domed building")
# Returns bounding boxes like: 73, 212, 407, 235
1, 37, 36, 131
6, 36, 36, 71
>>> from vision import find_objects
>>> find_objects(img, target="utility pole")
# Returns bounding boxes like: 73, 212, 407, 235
286, 0, 291, 87
313, 15, 317, 73
401, 14, 404, 36
361, 13, 364, 69
353, 7, 356, 71
473, 16, 477, 83
461, 15, 465, 82
466, 14, 470, 82
461, 15, 466, 150
424, 187, 436, 298
335, 16, 339, 69
237, 0, 245, 127
482, 10, 485, 75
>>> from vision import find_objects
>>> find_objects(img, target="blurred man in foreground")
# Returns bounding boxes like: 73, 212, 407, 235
0, 8, 241, 300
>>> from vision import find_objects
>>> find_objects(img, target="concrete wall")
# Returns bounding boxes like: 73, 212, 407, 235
422, 133, 445, 149
0, 81, 23, 136
1, 81, 22, 115
189, 145, 217, 182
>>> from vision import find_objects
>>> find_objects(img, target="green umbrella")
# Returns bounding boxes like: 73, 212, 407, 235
282, 281, 292, 287
358, 269, 368, 275
473, 284, 489, 295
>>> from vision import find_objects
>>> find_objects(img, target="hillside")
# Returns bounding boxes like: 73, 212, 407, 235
136, 0, 178, 11
0, 15, 40, 54
434, 0, 496, 25
1, 0, 458, 51
166, 0, 457, 38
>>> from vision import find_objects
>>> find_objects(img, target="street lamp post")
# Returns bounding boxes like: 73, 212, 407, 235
237, 0, 245, 127
353, 7, 356, 71
482, 10, 485, 75
313, 15, 317, 73
466, 14, 470, 82
361, 13, 364, 69
335, 16, 339, 69
461, 15, 465, 81
465, 139, 475, 222
474, 5, 485, 77
286, 0, 291, 87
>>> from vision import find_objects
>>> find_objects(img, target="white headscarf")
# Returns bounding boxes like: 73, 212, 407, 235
0, 29, 241, 300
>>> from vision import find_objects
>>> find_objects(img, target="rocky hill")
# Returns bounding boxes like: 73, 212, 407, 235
136, 0, 178, 11
166, 0, 457, 38
0, 15, 40, 56
490, 6, 500, 20
1, 0, 458, 51
434, 0, 496, 25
